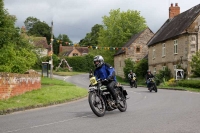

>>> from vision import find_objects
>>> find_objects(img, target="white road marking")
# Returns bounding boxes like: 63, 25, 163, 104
3, 114, 94, 133
63, 76, 69, 81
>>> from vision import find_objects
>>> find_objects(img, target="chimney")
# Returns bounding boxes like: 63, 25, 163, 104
21, 26, 26, 33
169, 3, 180, 19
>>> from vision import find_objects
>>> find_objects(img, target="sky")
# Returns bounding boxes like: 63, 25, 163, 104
3, 0, 200, 43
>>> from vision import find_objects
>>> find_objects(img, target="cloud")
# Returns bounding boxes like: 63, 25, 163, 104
4, 0, 200, 43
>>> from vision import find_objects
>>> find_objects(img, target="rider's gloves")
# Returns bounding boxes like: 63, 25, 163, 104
107, 76, 112, 81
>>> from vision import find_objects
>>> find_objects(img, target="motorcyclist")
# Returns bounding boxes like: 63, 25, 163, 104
93, 55, 119, 105
145, 70, 154, 90
128, 70, 136, 87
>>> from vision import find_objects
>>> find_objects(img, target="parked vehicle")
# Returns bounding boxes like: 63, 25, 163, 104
148, 78, 157, 92
88, 76, 128, 117
130, 77, 137, 88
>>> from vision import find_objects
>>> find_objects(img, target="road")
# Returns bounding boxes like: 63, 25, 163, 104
0, 74, 200, 133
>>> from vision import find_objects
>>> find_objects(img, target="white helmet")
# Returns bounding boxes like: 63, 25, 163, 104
93, 55, 104, 68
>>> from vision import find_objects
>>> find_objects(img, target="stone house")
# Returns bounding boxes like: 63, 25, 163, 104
114, 28, 154, 78
59, 44, 89, 57
147, 3, 200, 78
31, 37, 50, 57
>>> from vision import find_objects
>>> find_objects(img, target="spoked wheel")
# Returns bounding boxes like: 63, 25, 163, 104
154, 85, 158, 92
134, 82, 137, 88
88, 92, 106, 117
117, 91, 127, 112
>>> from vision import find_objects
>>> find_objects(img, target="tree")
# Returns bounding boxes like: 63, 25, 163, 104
57, 34, 72, 46
191, 51, 200, 77
0, 0, 17, 48
24, 17, 51, 44
123, 58, 135, 81
79, 24, 103, 46
0, 0, 37, 73
134, 59, 148, 79
24, 16, 40, 31
51, 34, 73, 55
98, 8, 147, 47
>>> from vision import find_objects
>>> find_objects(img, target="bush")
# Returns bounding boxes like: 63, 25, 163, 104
123, 58, 135, 81
167, 78, 177, 86
155, 67, 172, 85
177, 80, 200, 88
65, 54, 95, 72
134, 59, 148, 79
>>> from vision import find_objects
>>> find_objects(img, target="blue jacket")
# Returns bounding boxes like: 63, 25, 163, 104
94, 63, 117, 81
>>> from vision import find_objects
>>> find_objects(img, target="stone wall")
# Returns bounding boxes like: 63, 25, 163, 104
0, 72, 41, 100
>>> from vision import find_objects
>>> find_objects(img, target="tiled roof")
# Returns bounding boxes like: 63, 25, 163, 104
147, 4, 200, 46
61, 46, 89, 55
76, 47, 89, 53
32, 37, 49, 49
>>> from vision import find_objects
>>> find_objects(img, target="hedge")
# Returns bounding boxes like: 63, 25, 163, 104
177, 80, 200, 88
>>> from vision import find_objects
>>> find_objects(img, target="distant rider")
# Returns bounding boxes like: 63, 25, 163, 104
128, 70, 136, 87
145, 70, 154, 90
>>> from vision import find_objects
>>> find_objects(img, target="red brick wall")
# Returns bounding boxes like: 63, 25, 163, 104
0, 72, 41, 100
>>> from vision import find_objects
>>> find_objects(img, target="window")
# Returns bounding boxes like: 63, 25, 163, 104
163, 66, 166, 70
152, 47, 155, 59
162, 43, 166, 57
136, 47, 140, 53
174, 65, 177, 70
154, 67, 156, 75
191, 37, 195, 41
73, 53, 78, 56
174, 40, 178, 54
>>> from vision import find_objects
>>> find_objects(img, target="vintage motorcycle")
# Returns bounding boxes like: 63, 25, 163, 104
88, 76, 128, 117
147, 78, 158, 92
130, 76, 137, 88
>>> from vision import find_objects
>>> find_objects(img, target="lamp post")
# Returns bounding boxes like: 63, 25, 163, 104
50, 21, 54, 79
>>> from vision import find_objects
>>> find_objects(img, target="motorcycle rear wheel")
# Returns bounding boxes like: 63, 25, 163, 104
88, 92, 106, 117
154, 85, 158, 92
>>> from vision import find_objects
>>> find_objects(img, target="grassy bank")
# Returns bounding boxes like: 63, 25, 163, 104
0, 77, 88, 115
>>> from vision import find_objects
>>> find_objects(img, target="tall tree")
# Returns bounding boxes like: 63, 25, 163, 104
0, 0, 37, 73
52, 34, 73, 55
98, 8, 147, 47
79, 24, 103, 46
0, 0, 17, 47
24, 16, 40, 31
24, 17, 51, 44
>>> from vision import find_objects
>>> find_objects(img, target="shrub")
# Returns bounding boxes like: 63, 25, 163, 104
167, 78, 177, 87
123, 58, 135, 81
177, 80, 200, 88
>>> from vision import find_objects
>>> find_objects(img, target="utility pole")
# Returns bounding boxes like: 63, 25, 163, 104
50, 21, 54, 79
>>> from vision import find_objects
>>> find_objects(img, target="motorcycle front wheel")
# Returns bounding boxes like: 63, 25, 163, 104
88, 92, 106, 117
134, 82, 137, 88
117, 91, 127, 112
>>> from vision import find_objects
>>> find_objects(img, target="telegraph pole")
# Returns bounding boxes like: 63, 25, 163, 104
50, 21, 54, 79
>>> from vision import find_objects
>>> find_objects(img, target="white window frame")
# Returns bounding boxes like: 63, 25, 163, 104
154, 67, 156, 75
174, 40, 178, 54
163, 66, 166, 70
152, 47, 155, 59
174, 65, 177, 70
162, 43, 166, 57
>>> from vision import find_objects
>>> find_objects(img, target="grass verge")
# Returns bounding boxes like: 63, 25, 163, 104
53, 71, 86, 76
0, 77, 88, 115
